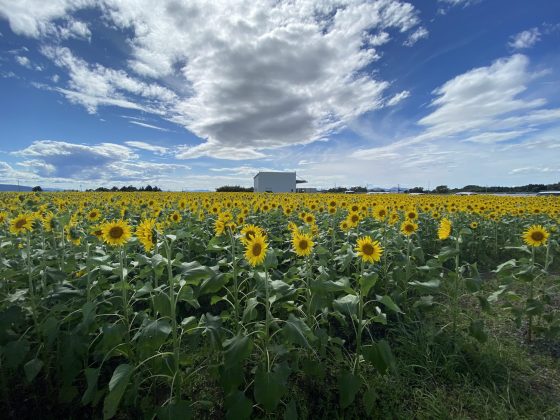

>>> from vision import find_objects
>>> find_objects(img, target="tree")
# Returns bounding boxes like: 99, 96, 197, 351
434, 185, 449, 194
407, 187, 424, 193
32, 186, 43, 192
216, 185, 254, 192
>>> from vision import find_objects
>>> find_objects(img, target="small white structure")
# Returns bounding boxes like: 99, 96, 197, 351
254, 172, 306, 193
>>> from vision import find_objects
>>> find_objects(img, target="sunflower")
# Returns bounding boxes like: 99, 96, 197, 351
292, 231, 314, 257
374, 207, 388, 220
348, 212, 361, 226
169, 211, 182, 223
0, 211, 7, 224
437, 218, 452, 240
87, 208, 101, 222
400, 220, 418, 236
9, 213, 34, 235
240, 224, 263, 244
405, 209, 418, 221
339, 219, 351, 232
522, 225, 549, 247
244, 233, 268, 267
214, 219, 225, 236
101, 220, 132, 246
470, 221, 478, 229
137, 218, 157, 252
355, 236, 383, 263
66, 224, 81, 245
302, 213, 315, 225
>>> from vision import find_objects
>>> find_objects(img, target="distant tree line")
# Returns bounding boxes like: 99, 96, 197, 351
85, 185, 162, 192
216, 185, 254, 192
407, 182, 560, 194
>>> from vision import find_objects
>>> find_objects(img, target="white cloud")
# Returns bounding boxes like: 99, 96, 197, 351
386, 90, 410, 106
404, 26, 428, 46
40, 46, 177, 114
175, 142, 267, 160
419, 54, 548, 137
128, 121, 170, 132
12, 140, 187, 181
58, 19, 91, 40
4, 1, 425, 159
0, 0, 95, 38
125, 141, 168, 154
509, 28, 541, 50
15, 55, 31, 68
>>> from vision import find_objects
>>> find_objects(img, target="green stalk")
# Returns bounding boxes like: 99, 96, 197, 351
165, 239, 181, 398
264, 266, 271, 372
230, 230, 240, 333
528, 246, 536, 343
452, 233, 461, 340
353, 261, 365, 375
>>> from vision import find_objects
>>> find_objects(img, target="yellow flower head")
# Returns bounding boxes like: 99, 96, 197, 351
169, 211, 182, 224
522, 225, 549, 247
355, 236, 383, 264
87, 208, 101, 222
137, 218, 157, 252
240, 224, 263, 244
244, 233, 268, 267
101, 220, 132, 246
292, 231, 314, 257
9, 213, 34, 235
438, 218, 452, 240
400, 220, 418, 236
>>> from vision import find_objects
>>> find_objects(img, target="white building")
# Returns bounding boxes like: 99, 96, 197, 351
253, 172, 306, 193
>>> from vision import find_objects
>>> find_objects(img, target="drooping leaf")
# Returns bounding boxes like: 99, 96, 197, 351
24, 358, 44, 383
338, 371, 361, 409
281, 314, 316, 348
379, 295, 403, 314
225, 390, 252, 420
103, 364, 133, 420
469, 319, 488, 343
82, 368, 100, 405
223, 334, 253, 367
362, 340, 396, 374
157, 399, 193, 420
333, 294, 359, 317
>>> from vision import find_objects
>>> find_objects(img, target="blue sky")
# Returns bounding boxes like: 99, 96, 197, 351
0, 0, 559, 191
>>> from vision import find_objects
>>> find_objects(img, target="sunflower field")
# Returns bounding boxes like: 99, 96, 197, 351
0, 191, 559, 418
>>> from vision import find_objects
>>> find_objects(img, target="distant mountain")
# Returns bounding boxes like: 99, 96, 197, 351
0, 184, 33, 192
0, 184, 61, 192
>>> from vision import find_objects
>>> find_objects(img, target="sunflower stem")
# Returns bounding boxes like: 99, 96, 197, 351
165, 238, 181, 398
353, 261, 365, 375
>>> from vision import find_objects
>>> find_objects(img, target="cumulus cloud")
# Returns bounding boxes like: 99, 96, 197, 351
12, 140, 187, 181
508, 28, 541, 50
2, 0, 425, 159
0, 0, 95, 38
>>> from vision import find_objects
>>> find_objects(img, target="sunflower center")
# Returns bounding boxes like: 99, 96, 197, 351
299, 240, 308, 250
531, 231, 544, 241
362, 243, 374, 256
351, 215, 359, 223
405, 224, 414, 232
15, 219, 27, 229
379, 210, 386, 217
109, 226, 124, 239
252, 243, 262, 256
173, 215, 178, 220
408, 212, 416, 219
90, 212, 97, 218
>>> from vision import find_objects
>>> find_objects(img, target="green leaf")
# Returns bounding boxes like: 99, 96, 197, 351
363, 388, 376, 415
157, 400, 193, 420
469, 319, 488, 343
477, 296, 491, 313
408, 279, 440, 291
2, 339, 30, 368
362, 340, 396, 374
225, 390, 252, 420
333, 294, 359, 317
242, 297, 259, 323
494, 259, 517, 273
379, 295, 403, 314
254, 365, 289, 412
103, 364, 133, 420
82, 368, 100, 405
179, 261, 214, 284
199, 274, 227, 295
223, 334, 253, 367
24, 358, 44, 383
153, 292, 172, 318
338, 371, 361, 409
284, 399, 298, 420
526, 299, 544, 316
281, 314, 316, 348
359, 272, 378, 297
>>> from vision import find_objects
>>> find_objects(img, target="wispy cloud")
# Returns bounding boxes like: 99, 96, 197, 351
509, 28, 541, 50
